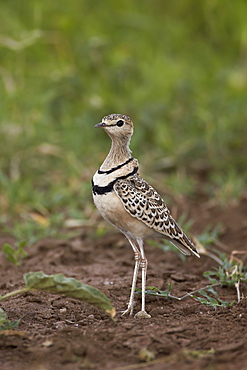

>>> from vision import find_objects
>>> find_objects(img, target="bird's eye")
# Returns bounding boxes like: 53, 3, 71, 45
116, 120, 124, 127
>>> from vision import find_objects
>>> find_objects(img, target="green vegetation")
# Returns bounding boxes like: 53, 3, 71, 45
149, 221, 246, 308
142, 246, 247, 309
1, 1, 247, 239
0, 308, 22, 331
203, 251, 247, 302
0, 271, 116, 318
2, 241, 27, 265
141, 284, 235, 309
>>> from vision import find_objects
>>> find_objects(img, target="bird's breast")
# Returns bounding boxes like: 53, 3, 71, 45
93, 187, 156, 239
92, 161, 156, 238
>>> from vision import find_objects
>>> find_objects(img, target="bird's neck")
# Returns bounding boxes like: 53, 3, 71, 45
100, 136, 132, 171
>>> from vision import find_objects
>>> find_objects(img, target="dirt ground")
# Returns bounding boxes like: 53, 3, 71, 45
0, 197, 247, 370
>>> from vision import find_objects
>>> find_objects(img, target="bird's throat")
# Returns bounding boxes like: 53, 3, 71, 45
100, 137, 132, 171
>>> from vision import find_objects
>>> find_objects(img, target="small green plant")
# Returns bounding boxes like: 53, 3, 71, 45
0, 308, 22, 331
150, 222, 246, 308
0, 271, 115, 319
142, 248, 246, 308
2, 241, 28, 266
139, 282, 234, 309
191, 289, 234, 308
203, 251, 247, 302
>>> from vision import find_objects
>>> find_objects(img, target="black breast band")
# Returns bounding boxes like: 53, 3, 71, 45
97, 157, 134, 175
92, 166, 138, 195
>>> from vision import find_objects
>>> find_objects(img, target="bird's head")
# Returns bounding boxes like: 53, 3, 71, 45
95, 114, 134, 140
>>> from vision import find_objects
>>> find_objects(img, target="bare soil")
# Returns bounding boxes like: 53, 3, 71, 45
0, 198, 247, 370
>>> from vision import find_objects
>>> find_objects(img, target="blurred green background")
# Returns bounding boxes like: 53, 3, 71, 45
0, 0, 247, 241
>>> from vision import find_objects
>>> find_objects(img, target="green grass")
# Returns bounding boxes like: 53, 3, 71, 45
1, 1, 247, 240
143, 247, 247, 309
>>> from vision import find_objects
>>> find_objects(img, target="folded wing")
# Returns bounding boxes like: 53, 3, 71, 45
114, 174, 199, 257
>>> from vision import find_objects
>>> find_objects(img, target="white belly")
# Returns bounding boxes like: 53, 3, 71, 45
93, 191, 156, 239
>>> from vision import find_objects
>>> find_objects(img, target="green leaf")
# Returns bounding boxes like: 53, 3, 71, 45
192, 290, 235, 309
198, 290, 210, 298
0, 308, 22, 331
208, 297, 219, 305
2, 242, 27, 266
24, 271, 115, 318
206, 286, 218, 295
2, 244, 17, 265
193, 296, 210, 305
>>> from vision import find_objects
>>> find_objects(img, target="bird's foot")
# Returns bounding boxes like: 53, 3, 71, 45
134, 310, 151, 319
121, 305, 134, 316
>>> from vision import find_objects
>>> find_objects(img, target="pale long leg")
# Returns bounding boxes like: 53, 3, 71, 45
121, 236, 141, 316
134, 238, 151, 318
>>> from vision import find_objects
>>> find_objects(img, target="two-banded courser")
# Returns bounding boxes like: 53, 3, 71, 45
92, 114, 200, 318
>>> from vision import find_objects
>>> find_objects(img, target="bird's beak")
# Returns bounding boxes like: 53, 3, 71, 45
94, 122, 106, 128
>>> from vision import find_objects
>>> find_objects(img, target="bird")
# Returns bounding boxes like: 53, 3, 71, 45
92, 114, 200, 318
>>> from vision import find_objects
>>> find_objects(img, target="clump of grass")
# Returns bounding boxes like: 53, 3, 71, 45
203, 250, 247, 303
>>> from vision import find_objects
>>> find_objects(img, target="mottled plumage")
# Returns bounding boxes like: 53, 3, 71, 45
92, 113, 199, 318
114, 173, 198, 256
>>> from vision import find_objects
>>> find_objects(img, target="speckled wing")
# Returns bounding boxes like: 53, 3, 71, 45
114, 174, 199, 257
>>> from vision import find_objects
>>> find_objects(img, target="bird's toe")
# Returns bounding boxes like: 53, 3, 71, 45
134, 310, 151, 319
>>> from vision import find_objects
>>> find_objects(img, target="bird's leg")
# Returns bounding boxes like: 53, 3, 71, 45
134, 239, 151, 319
121, 237, 140, 316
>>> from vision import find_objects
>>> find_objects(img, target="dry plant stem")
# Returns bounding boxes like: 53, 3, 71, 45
192, 237, 223, 265
203, 251, 223, 265
0, 288, 29, 301
230, 250, 247, 265
214, 240, 230, 252
146, 283, 222, 301
178, 283, 221, 300
235, 281, 241, 303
